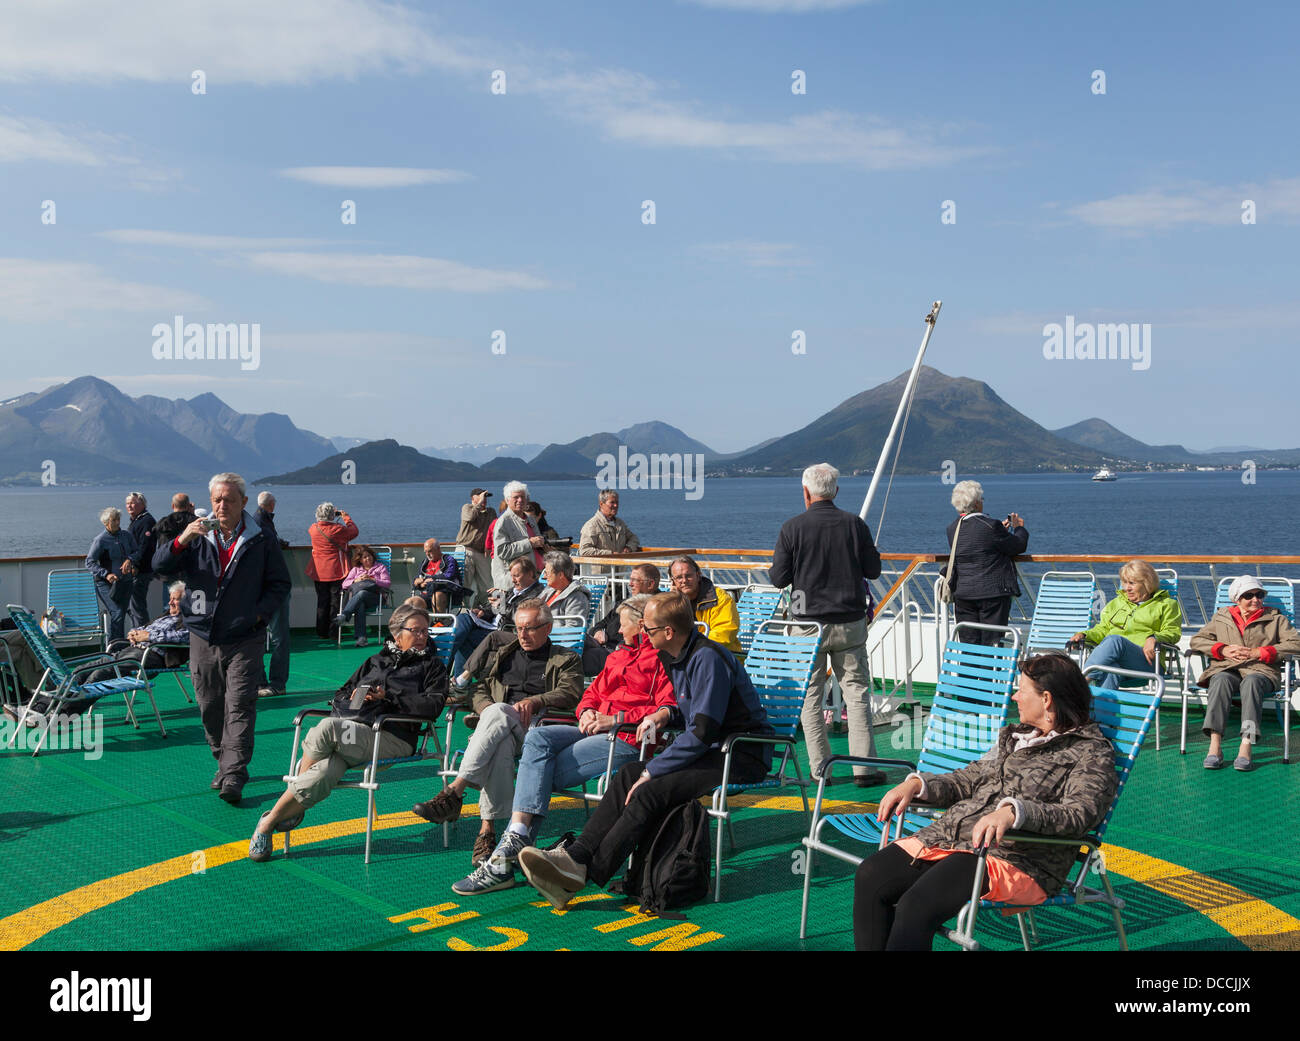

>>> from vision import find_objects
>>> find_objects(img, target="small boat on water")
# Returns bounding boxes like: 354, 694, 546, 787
1092, 467, 1118, 482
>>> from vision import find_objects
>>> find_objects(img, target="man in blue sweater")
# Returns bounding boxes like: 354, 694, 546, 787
518, 592, 771, 909
154, 472, 291, 804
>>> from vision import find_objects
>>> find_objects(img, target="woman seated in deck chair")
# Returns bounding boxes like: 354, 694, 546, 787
854, 654, 1116, 951
2, 582, 190, 728
447, 594, 675, 896
1189, 575, 1300, 772
1070, 559, 1182, 689
249, 604, 447, 862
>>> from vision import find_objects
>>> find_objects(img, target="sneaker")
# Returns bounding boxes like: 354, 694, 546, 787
412, 788, 463, 824
494, 830, 529, 867
355, 637, 368, 647
1233, 756, 1254, 772
3, 703, 43, 728
249, 817, 273, 862
452, 856, 516, 896
471, 829, 498, 867
518, 846, 586, 911
257, 686, 284, 698
1203, 754, 1224, 769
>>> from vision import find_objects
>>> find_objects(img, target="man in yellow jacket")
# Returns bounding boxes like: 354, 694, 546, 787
668, 556, 741, 656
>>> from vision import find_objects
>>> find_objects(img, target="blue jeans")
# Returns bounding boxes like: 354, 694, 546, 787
451, 612, 491, 675
265, 601, 290, 688
1083, 634, 1155, 689
512, 724, 640, 821
339, 588, 380, 638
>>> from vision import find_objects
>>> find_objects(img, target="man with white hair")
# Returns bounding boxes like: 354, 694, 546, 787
491, 481, 545, 589
154, 472, 291, 804
770, 463, 885, 789
579, 490, 641, 557
254, 491, 292, 698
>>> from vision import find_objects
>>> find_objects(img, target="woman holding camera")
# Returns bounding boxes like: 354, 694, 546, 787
943, 481, 1028, 646
306, 502, 358, 639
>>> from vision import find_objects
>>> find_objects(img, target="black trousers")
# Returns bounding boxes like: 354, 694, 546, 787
570, 750, 767, 887
953, 596, 1012, 645
314, 580, 343, 639
853, 843, 989, 951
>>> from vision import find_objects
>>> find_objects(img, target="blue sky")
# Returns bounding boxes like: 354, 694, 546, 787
2, 0, 1298, 453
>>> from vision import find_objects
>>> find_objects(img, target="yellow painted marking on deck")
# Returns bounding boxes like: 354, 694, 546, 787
627, 922, 725, 951
1101, 846, 1300, 951
2, 797, 1296, 950
446, 927, 528, 952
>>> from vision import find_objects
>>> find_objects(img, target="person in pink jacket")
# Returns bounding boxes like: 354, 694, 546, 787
336, 545, 391, 647
306, 502, 358, 639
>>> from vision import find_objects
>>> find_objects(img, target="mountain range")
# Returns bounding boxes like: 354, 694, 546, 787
3, 370, 1297, 486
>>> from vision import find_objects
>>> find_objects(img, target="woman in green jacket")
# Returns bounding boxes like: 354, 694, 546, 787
1071, 559, 1183, 689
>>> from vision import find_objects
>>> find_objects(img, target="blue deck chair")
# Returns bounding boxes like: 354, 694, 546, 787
1026, 572, 1096, 660
427, 614, 459, 671
1180, 577, 1295, 764
709, 619, 823, 902
798, 622, 1019, 938
584, 580, 607, 630
46, 569, 107, 651
549, 618, 587, 654
4, 604, 166, 755
941, 666, 1163, 951
337, 546, 394, 646
737, 585, 786, 656
282, 706, 445, 864
110, 637, 194, 706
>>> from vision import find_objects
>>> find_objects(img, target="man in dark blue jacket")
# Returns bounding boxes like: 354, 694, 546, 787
254, 491, 292, 698
770, 462, 884, 789
154, 473, 291, 803
125, 492, 157, 628
518, 592, 771, 909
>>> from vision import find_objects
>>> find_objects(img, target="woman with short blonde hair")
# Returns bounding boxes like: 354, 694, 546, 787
1073, 559, 1182, 689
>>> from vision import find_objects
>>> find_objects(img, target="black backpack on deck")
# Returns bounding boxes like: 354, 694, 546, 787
621, 799, 712, 916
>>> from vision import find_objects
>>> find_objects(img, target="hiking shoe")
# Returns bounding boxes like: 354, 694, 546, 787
412, 788, 463, 824
518, 846, 586, 911
210, 770, 222, 790
249, 818, 273, 862
1233, 756, 1255, 772
1203, 754, 1224, 770
472, 829, 498, 866
452, 856, 516, 896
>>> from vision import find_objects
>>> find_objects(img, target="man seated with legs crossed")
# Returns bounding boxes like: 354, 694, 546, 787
450, 594, 676, 895
412, 599, 583, 866
518, 591, 773, 909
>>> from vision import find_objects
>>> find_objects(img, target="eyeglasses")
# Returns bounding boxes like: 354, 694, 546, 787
641, 623, 668, 635
1239, 591, 1267, 601
517, 622, 550, 633
399, 625, 427, 634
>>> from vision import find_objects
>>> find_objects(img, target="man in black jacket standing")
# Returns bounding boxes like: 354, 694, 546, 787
154, 473, 291, 804
254, 491, 292, 698
770, 463, 884, 789
125, 492, 157, 628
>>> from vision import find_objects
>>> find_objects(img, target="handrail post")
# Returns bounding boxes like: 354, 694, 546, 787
900, 573, 913, 705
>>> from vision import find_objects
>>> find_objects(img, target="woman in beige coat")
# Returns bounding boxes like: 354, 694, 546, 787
1188, 576, 1300, 771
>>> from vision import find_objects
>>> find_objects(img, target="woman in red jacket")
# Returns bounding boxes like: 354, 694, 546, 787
450, 593, 676, 895
305, 502, 358, 639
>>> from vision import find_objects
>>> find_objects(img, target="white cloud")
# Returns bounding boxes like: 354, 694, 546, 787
243, 252, 552, 292
280, 166, 471, 188
693, 241, 812, 268
100, 229, 323, 251
0, 0, 483, 85
680, 0, 877, 9
0, 113, 114, 164
1068, 179, 1300, 229
0, 259, 209, 321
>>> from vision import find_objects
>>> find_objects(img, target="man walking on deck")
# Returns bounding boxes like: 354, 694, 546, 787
769, 463, 885, 789
155, 473, 291, 804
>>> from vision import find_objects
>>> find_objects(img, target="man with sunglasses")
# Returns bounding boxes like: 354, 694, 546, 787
411, 600, 582, 867
1189, 575, 1300, 771
517, 591, 772, 910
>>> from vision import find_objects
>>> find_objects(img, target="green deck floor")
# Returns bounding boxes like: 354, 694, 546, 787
3, 632, 1298, 952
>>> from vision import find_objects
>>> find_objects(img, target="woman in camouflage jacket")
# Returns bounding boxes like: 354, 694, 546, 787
854, 654, 1116, 950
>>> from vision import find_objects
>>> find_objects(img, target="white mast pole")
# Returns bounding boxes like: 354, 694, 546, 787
858, 300, 942, 523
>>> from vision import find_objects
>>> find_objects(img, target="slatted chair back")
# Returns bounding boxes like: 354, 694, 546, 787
46, 569, 105, 648
427, 614, 458, 668
451, 545, 467, 579
743, 620, 823, 739
1154, 568, 1178, 598
550, 619, 586, 653
1083, 679, 1162, 839
1026, 572, 1096, 652
1212, 576, 1294, 620
737, 585, 785, 655
917, 635, 1019, 776
585, 580, 607, 625
7, 604, 72, 685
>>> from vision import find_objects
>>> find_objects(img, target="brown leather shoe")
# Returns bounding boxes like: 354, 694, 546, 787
412, 787, 463, 824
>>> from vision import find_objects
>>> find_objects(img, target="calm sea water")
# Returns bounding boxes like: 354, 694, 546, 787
2, 472, 1297, 559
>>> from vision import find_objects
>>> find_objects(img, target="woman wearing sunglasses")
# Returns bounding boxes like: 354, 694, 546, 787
1188, 576, 1300, 771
